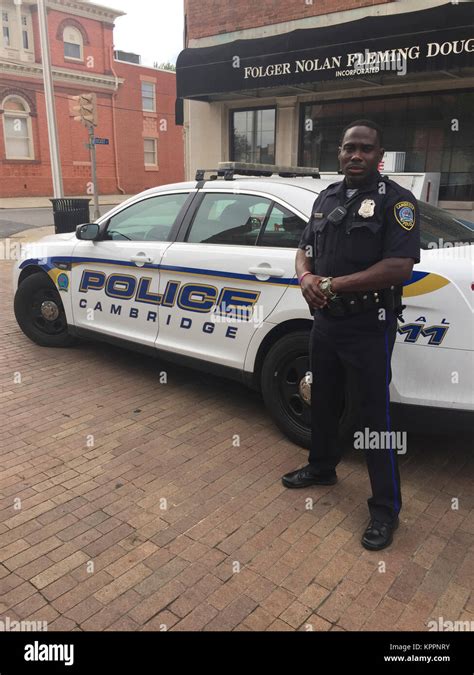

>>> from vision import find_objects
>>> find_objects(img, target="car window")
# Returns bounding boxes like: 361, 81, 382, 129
420, 202, 473, 249
186, 193, 271, 245
105, 193, 189, 241
258, 203, 307, 248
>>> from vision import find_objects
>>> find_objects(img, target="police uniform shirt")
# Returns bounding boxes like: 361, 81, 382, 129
298, 172, 421, 279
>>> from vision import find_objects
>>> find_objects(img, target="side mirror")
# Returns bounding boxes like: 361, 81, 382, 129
76, 223, 100, 241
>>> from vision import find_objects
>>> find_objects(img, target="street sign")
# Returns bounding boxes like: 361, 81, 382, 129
94, 138, 109, 145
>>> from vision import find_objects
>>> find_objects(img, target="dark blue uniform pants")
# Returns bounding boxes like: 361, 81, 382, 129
309, 308, 401, 524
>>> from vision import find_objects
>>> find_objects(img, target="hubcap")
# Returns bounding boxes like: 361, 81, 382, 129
276, 349, 345, 437
276, 353, 312, 430
30, 288, 67, 336
299, 372, 312, 405
40, 300, 60, 322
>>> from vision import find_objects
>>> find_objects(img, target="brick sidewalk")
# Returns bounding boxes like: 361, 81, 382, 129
1, 257, 473, 632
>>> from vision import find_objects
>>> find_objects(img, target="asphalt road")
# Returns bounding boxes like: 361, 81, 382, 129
0, 206, 114, 238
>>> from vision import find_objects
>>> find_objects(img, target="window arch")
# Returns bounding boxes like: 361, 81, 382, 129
63, 25, 83, 60
2, 95, 34, 160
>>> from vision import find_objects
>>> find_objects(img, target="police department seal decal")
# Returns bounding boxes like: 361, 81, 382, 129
358, 199, 375, 218
394, 201, 415, 231
57, 273, 69, 292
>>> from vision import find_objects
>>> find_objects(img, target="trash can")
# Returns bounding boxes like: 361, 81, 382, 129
50, 198, 91, 234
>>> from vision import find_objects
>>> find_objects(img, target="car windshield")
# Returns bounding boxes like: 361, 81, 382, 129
420, 202, 474, 249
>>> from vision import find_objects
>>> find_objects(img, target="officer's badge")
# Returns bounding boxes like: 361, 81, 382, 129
358, 199, 376, 218
394, 201, 415, 231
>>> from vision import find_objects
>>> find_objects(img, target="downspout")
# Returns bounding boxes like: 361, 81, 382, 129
110, 46, 125, 195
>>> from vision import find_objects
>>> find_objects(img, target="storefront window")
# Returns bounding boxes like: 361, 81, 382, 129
300, 92, 474, 201
231, 107, 276, 164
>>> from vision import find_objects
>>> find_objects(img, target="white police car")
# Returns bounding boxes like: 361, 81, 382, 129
13, 163, 474, 447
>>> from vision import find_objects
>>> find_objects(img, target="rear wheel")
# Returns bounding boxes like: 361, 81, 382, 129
14, 272, 76, 348
261, 331, 358, 449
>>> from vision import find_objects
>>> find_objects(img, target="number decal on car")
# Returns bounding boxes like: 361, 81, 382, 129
398, 321, 449, 346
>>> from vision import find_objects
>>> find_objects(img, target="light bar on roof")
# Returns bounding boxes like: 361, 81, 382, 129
217, 162, 320, 179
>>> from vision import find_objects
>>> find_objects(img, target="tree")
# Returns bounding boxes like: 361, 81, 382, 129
153, 61, 176, 71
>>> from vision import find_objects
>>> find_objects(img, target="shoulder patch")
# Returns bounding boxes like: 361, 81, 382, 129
394, 201, 415, 231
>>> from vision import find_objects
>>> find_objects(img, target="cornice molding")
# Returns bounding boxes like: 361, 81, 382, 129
0, 59, 124, 91
31, 0, 125, 26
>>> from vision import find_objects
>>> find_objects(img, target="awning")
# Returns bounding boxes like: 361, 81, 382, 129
176, 3, 474, 104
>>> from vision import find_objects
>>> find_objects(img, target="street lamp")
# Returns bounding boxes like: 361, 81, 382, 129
37, 0, 64, 198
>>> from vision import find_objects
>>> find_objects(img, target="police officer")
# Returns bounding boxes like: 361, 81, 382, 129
282, 119, 420, 550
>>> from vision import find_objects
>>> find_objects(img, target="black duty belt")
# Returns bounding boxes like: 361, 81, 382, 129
321, 286, 404, 318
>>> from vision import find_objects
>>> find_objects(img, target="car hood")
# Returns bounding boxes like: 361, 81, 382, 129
35, 232, 77, 244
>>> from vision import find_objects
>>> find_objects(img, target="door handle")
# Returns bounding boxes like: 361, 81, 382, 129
248, 266, 285, 277
130, 254, 153, 265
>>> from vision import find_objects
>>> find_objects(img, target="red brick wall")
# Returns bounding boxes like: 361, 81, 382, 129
31, 7, 114, 75
113, 62, 185, 194
0, 9, 184, 197
184, 0, 396, 40
0, 74, 117, 197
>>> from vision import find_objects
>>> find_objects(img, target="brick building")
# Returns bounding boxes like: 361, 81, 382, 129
0, 0, 184, 198
178, 0, 474, 219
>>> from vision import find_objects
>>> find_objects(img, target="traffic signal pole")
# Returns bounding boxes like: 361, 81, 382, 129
71, 93, 100, 220
88, 127, 100, 220
38, 0, 64, 198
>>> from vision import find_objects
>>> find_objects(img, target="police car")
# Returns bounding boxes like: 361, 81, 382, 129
13, 163, 474, 448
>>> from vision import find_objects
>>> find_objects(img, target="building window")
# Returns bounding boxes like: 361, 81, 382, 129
141, 82, 156, 112
2, 95, 34, 160
22, 15, 29, 50
300, 92, 474, 202
2, 11, 9, 47
144, 138, 158, 166
231, 108, 276, 164
63, 26, 83, 60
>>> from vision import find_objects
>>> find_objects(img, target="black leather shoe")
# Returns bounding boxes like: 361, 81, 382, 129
361, 517, 399, 550
282, 465, 337, 489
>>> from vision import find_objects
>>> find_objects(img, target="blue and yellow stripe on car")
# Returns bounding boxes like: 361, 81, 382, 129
19, 257, 450, 295
402, 271, 450, 297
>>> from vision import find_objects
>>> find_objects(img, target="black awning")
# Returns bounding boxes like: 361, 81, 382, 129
176, 3, 474, 101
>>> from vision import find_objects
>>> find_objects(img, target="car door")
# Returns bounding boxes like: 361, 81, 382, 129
70, 190, 192, 346
156, 189, 307, 369
391, 202, 474, 409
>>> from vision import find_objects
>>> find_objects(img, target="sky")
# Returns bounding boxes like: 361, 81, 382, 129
99, 0, 184, 67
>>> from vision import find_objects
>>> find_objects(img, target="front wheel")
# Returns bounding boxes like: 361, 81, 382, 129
14, 272, 76, 348
261, 331, 358, 449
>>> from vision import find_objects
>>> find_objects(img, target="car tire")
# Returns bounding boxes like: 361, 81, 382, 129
261, 330, 358, 449
14, 272, 76, 348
